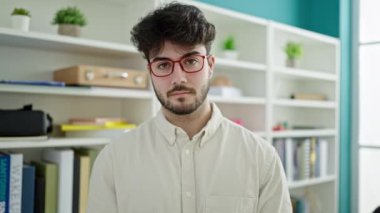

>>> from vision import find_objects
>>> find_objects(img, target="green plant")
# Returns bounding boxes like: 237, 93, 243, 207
11, 8, 31, 17
223, 36, 236, 50
284, 41, 303, 59
52, 6, 87, 27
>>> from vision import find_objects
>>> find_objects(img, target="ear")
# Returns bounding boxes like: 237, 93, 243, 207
207, 55, 216, 77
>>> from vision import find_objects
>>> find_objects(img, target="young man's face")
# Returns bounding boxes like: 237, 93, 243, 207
148, 41, 215, 115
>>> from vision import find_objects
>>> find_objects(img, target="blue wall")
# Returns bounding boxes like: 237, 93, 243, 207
199, 0, 351, 212
200, 0, 303, 28
299, 0, 339, 37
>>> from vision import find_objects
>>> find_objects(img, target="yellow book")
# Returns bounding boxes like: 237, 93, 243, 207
61, 123, 136, 131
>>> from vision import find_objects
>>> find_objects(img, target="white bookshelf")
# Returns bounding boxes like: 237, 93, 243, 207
0, 0, 340, 212
272, 129, 337, 138
0, 27, 139, 56
288, 175, 336, 189
0, 84, 153, 99
273, 99, 336, 109
0, 138, 111, 149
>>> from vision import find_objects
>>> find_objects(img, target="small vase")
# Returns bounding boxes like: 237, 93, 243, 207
223, 50, 239, 60
58, 24, 81, 37
11, 15, 30, 32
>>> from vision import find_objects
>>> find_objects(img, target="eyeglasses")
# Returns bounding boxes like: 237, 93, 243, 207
148, 54, 208, 77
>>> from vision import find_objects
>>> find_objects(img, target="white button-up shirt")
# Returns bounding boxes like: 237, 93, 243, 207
87, 104, 292, 213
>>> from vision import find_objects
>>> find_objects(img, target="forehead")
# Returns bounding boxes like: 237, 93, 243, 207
151, 41, 206, 59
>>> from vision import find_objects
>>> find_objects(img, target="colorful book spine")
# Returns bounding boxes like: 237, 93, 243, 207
32, 161, 58, 213
21, 164, 35, 213
8, 153, 23, 213
43, 149, 74, 213
0, 154, 10, 213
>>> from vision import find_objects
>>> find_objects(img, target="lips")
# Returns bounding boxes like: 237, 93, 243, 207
167, 85, 195, 97
168, 90, 193, 97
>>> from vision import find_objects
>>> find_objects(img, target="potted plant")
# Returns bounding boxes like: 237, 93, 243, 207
284, 41, 303, 67
222, 36, 238, 60
11, 8, 31, 32
52, 6, 87, 37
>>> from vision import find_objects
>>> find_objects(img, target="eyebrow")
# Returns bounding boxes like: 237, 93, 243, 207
151, 51, 202, 62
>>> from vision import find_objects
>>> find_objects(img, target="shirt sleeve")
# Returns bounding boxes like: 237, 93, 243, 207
257, 148, 293, 213
87, 145, 118, 213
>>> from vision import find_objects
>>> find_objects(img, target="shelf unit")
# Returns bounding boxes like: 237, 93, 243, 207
0, 0, 339, 212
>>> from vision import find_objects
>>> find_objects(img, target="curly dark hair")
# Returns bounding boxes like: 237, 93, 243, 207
130, 2, 216, 60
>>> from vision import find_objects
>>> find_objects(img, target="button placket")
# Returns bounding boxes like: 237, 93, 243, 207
181, 140, 196, 213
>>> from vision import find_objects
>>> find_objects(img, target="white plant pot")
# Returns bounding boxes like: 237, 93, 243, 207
223, 50, 239, 60
11, 15, 30, 32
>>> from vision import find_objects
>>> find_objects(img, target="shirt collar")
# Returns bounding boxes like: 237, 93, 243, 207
153, 103, 223, 148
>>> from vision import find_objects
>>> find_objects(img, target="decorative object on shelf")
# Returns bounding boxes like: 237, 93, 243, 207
222, 36, 239, 60
52, 6, 87, 37
53, 65, 148, 89
209, 75, 242, 97
11, 8, 31, 32
290, 92, 327, 101
284, 41, 303, 68
272, 121, 288, 131
230, 118, 243, 126
0, 104, 53, 137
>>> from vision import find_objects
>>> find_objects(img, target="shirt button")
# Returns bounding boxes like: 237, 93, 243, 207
185, 149, 190, 155
186, 191, 192, 197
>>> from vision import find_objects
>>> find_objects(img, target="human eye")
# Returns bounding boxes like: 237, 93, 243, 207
182, 56, 200, 66
155, 61, 172, 70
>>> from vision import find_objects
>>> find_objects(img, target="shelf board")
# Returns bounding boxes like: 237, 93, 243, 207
210, 95, 266, 105
273, 66, 337, 81
216, 58, 266, 72
0, 27, 138, 56
0, 84, 153, 99
288, 175, 336, 189
272, 129, 336, 138
273, 99, 336, 109
0, 137, 111, 149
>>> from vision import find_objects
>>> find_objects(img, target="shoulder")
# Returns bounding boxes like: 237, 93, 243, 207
220, 117, 274, 152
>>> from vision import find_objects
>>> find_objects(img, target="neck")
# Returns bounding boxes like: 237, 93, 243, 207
162, 100, 212, 139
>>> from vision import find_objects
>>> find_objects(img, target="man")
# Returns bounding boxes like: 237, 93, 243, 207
87, 2, 291, 213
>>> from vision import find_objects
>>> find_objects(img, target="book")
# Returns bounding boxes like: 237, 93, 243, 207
319, 138, 329, 177
0, 80, 65, 87
34, 177, 45, 213
61, 123, 136, 131
21, 164, 35, 213
74, 148, 100, 173
32, 161, 58, 213
43, 149, 74, 213
73, 153, 90, 213
285, 138, 294, 182
8, 152, 23, 213
0, 153, 10, 213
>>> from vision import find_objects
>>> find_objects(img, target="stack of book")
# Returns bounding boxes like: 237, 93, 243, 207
273, 137, 329, 181
0, 147, 99, 213
61, 117, 136, 138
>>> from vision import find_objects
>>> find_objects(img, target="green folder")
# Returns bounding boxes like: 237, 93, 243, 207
32, 161, 58, 213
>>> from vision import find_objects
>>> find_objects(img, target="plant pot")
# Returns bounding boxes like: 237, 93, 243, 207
11, 15, 30, 32
286, 58, 297, 68
223, 50, 239, 60
58, 24, 81, 37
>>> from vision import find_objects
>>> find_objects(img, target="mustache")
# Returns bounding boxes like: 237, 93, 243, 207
167, 85, 196, 96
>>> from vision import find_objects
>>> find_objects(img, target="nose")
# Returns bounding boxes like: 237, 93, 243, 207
171, 62, 187, 84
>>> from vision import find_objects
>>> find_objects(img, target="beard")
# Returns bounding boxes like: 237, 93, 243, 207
153, 82, 209, 115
